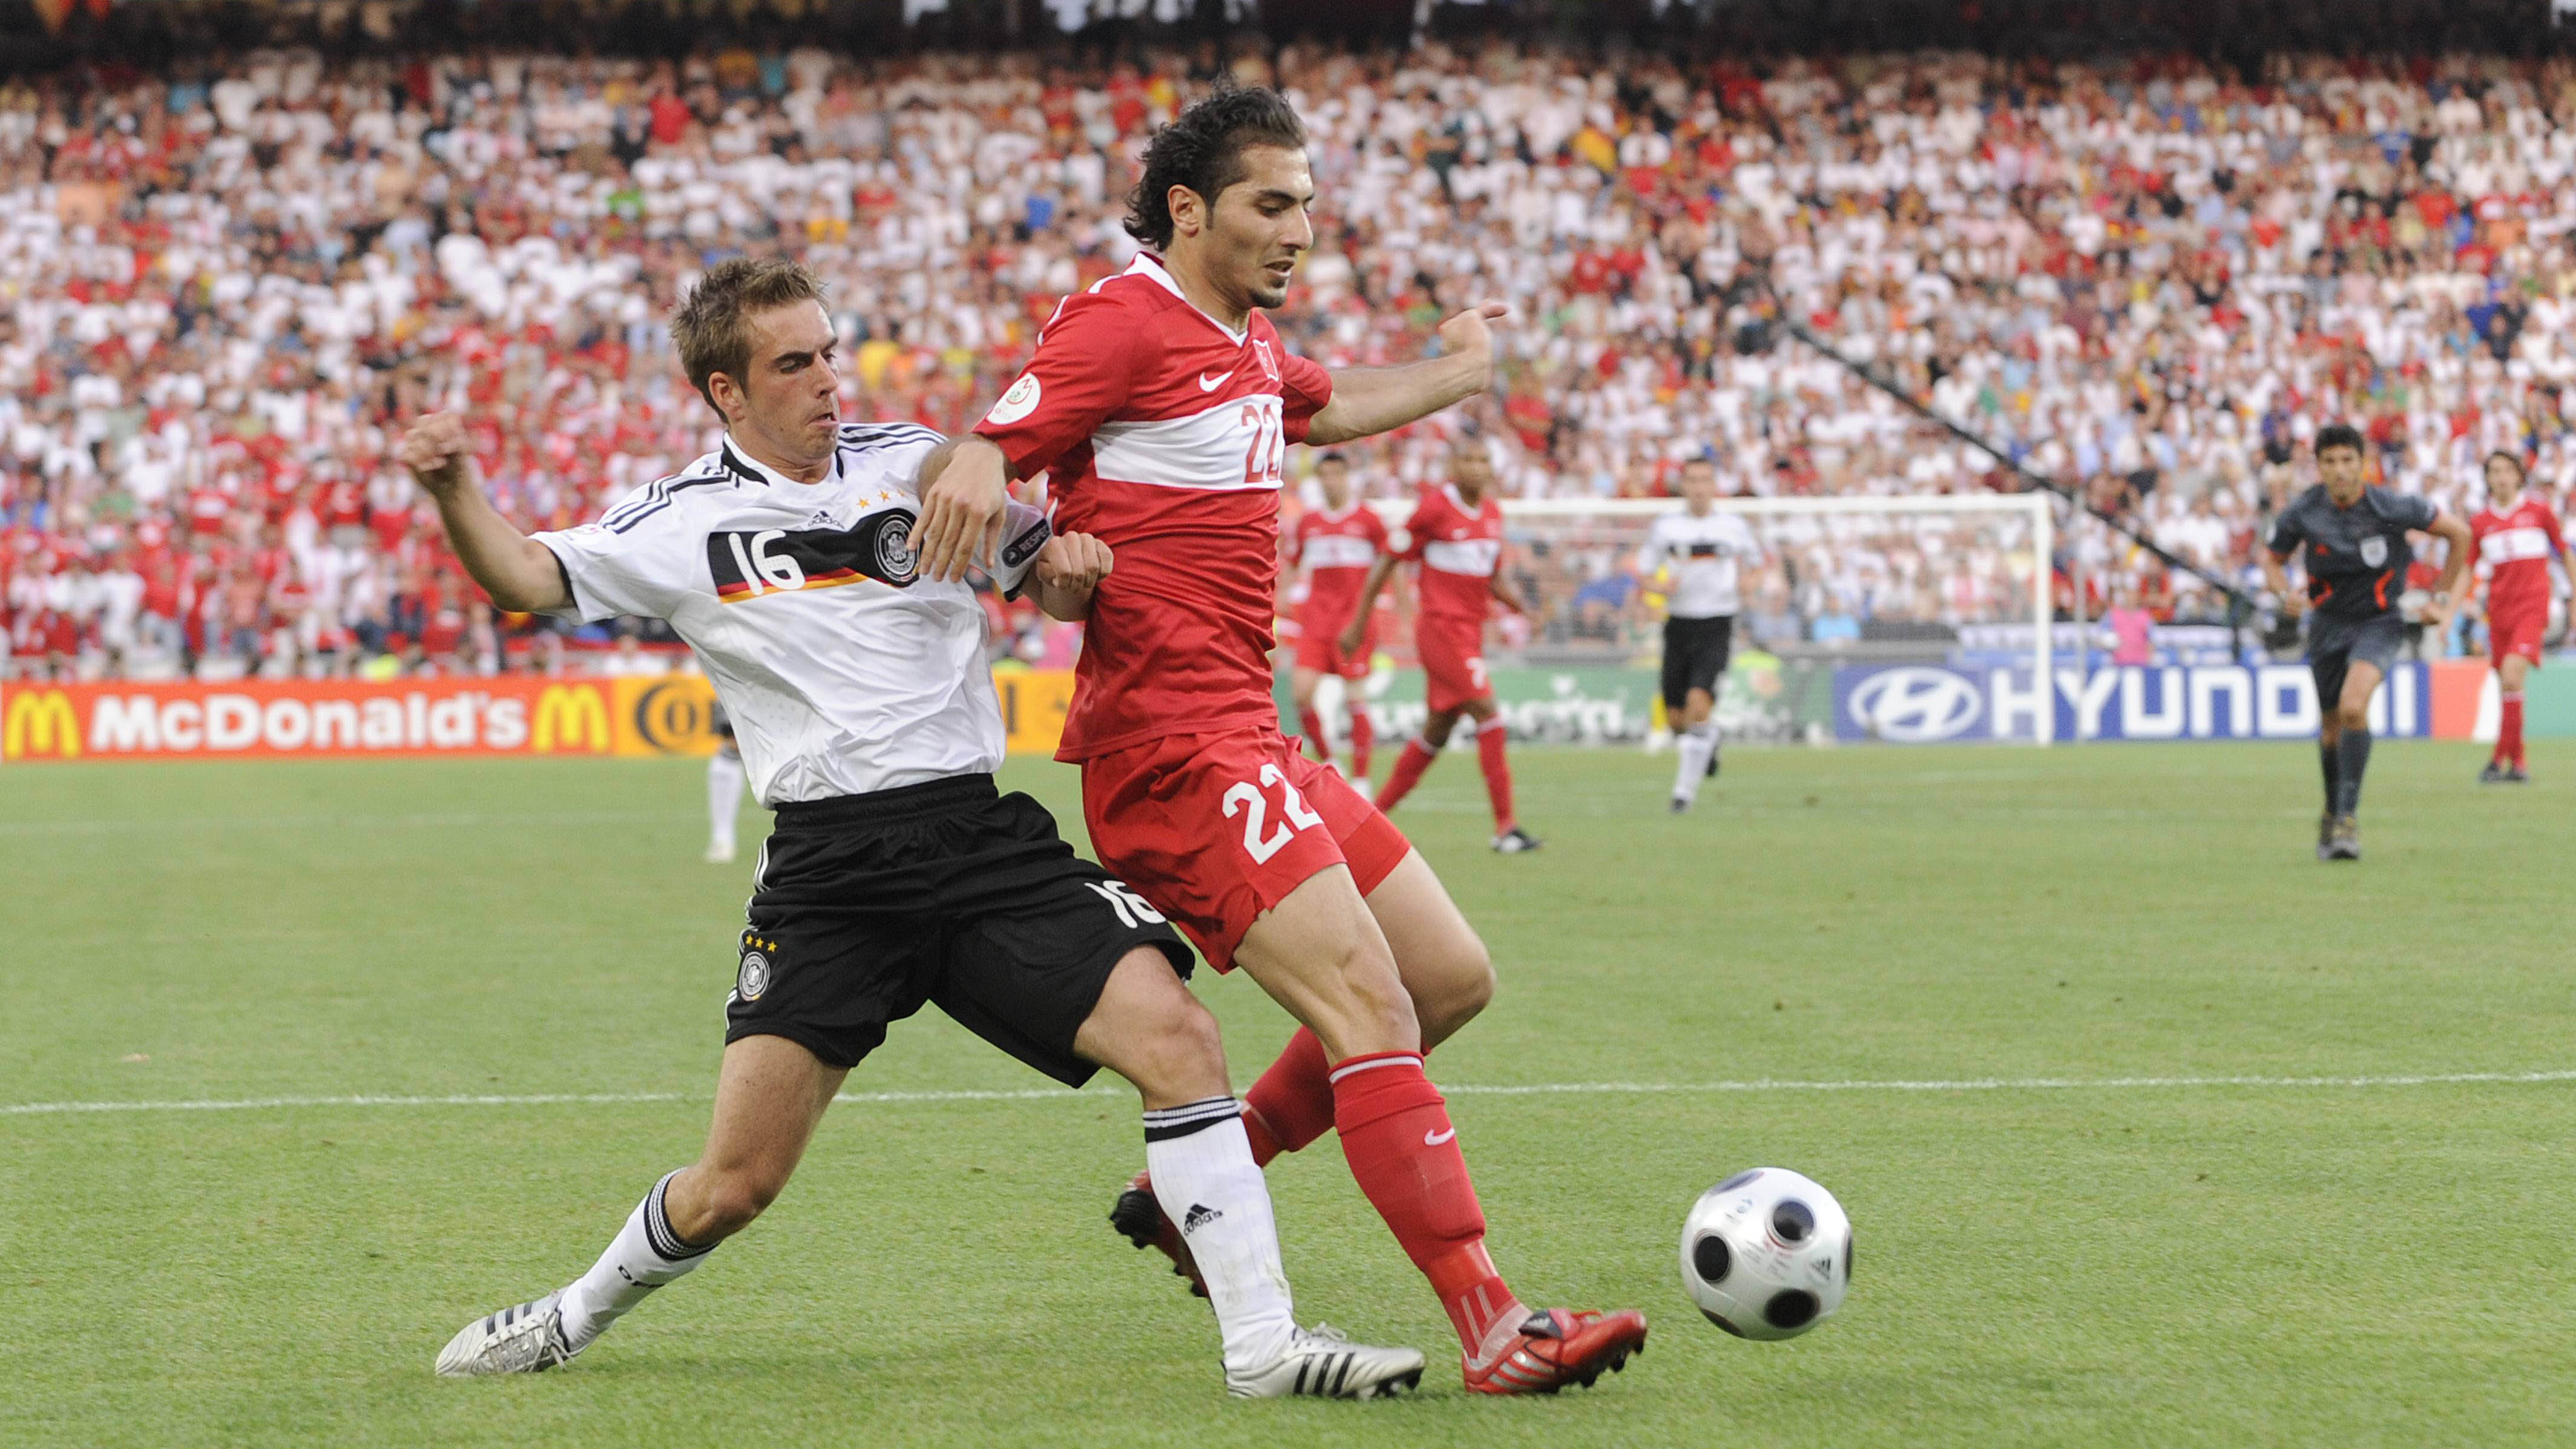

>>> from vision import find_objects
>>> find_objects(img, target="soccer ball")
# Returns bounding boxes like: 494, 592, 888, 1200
1679, 1168, 1852, 1340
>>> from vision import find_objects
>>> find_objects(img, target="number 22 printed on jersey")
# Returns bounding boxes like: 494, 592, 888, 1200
1238, 397, 1284, 488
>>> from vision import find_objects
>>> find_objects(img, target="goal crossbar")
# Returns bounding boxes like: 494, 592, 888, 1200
1362, 492, 2057, 746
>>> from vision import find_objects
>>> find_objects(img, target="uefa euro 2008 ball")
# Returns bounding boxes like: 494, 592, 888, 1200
1679, 1168, 1852, 1340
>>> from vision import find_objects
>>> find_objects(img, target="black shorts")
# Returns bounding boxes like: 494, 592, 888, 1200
2307, 613, 2405, 709
728, 774, 1192, 1086
1661, 615, 1735, 711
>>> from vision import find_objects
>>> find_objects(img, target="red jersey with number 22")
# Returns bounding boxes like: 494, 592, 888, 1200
974, 253, 1333, 760
1400, 484, 1505, 649
2468, 498, 2565, 623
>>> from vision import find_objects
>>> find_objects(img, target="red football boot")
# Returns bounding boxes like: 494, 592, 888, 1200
1107, 1171, 1208, 1299
1461, 1308, 1649, 1395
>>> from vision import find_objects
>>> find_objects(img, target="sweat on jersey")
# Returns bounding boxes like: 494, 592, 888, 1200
971, 251, 1333, 761
533, 423, 1047, 805
1634, 507, 1760, 619
2265, 484, 2440, 622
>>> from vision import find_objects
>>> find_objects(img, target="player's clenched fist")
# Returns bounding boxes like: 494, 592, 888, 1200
916, 436, 1011, 582
1034, 532, 1112, 596
1434, 303, 1511, 383
398, 412, 475, 497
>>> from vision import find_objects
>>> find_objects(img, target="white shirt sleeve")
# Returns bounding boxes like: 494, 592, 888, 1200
533, 514, 692, 623
1635, 515, 1672, 575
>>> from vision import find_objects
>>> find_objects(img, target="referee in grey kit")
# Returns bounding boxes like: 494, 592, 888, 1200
1637, 455, 1760, 812
2261, 422, 2473, 861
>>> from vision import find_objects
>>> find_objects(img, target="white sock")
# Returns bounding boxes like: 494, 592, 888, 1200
707, 751, 744, 853
558, 1169, 715, 1351
1143, 1098, 1298, 1376
1674, 723, 1717, 801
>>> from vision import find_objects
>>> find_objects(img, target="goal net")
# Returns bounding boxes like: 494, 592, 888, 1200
1309, 492, 2055, 749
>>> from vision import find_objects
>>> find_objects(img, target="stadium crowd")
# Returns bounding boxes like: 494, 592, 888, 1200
6, 36, 2576, 678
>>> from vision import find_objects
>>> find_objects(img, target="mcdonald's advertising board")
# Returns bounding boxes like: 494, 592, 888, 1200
0, 671, 1080, 763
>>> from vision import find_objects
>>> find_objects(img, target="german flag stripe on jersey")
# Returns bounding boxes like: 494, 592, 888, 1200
714, 566, 868, 602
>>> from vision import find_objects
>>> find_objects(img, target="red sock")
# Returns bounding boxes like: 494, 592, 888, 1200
1239, 1027, 1333, 1167
1330, 1052, 1520, 1353
1298, 707, 1329, 760
1347, 705, 1375, 778
1476, 724, 1516, 833
2501, 690, 2526, 766
1375, 738, 1437, 812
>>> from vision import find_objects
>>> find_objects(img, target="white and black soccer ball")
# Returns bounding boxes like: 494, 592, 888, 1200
1680, 1168, 1852, 1341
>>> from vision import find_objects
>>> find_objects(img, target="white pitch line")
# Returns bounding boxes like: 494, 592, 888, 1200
1442, 1070, 2576, 1095
7, 1070, 2576, 1118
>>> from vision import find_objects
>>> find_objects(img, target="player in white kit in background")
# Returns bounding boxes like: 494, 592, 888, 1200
407, 258, 1424, 1400
705, 701, 746, 863
1635, 456, 1760, 812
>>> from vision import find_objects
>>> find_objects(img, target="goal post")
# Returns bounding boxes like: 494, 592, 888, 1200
1347, 490, 2057, 747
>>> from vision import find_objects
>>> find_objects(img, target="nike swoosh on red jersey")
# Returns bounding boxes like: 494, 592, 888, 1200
1197, 370, 1234, 391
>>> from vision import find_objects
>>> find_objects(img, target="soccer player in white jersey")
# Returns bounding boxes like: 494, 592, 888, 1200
410, 258, 1423, 1400
704, 701, 747, 862
1635, 455, 1760, 811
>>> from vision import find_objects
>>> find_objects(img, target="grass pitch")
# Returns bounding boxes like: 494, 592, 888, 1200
4, 740, 2572, 1448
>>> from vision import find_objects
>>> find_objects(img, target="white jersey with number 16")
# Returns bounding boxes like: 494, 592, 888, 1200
534, 422, 1049, 806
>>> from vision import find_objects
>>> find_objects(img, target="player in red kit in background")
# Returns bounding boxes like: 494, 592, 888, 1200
1286, 451, 1389, 780
2465, 450, 2568, 784
915, 87, 1646, 1395
1347, 439, 1540, 853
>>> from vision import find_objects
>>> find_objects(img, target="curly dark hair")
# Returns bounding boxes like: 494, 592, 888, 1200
2313, 422, 2368, 458
2486, 448, 2529, 482
1124, 86, 1308, 251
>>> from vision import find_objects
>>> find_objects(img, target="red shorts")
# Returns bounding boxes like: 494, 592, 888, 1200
1080, 728, 1412, 971
1291, 604, 1373, 679
1418, 624, 1493, 714
2491, 606, 2547, 667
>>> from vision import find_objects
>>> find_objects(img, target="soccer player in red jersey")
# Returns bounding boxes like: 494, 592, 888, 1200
916, 87, 1646, 1395
1285, 451, 1389, 778
1346, 441, 1540, 852
2465, 450, 2568, 784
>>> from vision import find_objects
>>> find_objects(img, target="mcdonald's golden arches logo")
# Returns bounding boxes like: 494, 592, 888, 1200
530, 685, 611, 754
3, 689, 81, 760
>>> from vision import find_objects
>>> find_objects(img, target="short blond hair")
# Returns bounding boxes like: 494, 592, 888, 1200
671, 257, 827, 418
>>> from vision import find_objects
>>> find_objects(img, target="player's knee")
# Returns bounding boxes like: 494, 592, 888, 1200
2336, 698, 2371, 731
1417, 939, 1494, 1044
1321, 938, 1421, 1054
689, 1167, 786, 1241
1088, 948, 1228, 1100
1135, 991, 1230, 1100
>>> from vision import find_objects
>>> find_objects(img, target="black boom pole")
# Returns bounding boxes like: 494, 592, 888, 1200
1766, 305, 2266, 659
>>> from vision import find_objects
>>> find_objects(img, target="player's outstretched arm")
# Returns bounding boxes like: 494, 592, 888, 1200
398, 412, 571, 614
2423, 511, 2477, 634
1025, 532, 1112, 623
1304, 304, 1509, 446
1338, 555, 1400, 656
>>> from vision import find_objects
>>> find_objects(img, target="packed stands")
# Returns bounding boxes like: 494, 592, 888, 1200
7, 33, 2576, 678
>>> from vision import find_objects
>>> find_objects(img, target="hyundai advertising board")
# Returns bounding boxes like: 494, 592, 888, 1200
1832, 663, 2432, 743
